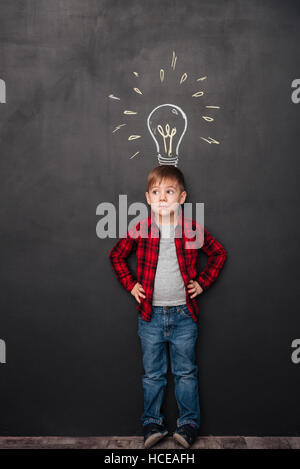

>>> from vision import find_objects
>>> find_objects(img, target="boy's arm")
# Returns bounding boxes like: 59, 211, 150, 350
109, 230, 138, 293
196, 227, 227, 292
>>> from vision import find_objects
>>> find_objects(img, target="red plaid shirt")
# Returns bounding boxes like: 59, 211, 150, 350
109, 210, 227, 322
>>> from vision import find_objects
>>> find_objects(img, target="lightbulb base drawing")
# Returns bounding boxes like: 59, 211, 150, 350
147, 104, 187, 167
157, 153, 179, 167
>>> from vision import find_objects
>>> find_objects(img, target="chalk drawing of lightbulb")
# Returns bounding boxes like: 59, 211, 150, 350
147, 104, 187, 167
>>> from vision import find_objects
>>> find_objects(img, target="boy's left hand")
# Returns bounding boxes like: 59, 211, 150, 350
187, 279, 203, 298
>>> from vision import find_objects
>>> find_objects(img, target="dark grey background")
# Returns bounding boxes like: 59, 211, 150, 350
0, 0, 299, 436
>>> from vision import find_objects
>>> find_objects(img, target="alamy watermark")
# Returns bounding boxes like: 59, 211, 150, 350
291, 339, 300, 364
291, 79, 300, 103
0, 78, 6, 103
0, 339, 6, 364
96, 196, 204, 249
1, 80, 7, 365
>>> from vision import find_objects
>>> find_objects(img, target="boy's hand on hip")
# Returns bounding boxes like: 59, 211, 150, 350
187, 279, 203, 299
131, 282, 146, 304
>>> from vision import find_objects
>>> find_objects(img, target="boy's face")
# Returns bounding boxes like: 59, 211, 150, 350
145, 177, 187, 220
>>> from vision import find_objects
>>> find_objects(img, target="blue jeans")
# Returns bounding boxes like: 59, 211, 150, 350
138, 304, 200, 429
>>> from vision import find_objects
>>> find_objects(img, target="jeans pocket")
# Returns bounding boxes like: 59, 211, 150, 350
178, 304, 191, 318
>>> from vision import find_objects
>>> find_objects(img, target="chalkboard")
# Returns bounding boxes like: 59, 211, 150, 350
0, 0, 299, 436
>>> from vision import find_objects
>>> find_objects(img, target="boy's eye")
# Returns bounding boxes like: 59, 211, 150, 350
152, 189, 174, 195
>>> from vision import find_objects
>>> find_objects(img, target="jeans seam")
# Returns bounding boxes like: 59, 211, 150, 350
155, 344, 168, 417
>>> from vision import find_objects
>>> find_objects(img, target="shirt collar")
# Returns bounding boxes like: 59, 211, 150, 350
147, 208, 183, 237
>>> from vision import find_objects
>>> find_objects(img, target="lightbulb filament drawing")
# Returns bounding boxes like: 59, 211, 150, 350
157, 124, 177, 156
147, 104, 187, 167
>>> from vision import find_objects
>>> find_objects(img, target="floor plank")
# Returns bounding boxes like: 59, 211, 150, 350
0, 436, 299, 449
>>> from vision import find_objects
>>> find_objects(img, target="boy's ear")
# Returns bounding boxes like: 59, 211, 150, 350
180, 191, 187, 204
145, 191, 150, 205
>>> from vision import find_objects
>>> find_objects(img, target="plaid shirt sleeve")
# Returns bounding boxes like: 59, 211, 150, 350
108, 228, 138, 294
196, 227, 227, 291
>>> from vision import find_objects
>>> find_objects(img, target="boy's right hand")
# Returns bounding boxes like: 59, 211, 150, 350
131, 282, 146, 304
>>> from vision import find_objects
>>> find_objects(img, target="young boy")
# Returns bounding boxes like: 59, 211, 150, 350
109, 165, 227, 449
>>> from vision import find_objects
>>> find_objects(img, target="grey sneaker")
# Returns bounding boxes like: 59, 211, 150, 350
173, 424, 198, 448
143, 423, 168, 449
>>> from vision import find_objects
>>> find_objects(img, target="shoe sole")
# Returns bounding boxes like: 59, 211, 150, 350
173, 432, 191, 449
144, 431, 168, 449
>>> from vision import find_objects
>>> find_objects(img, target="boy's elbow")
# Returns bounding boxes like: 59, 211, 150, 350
222, 247, 227, 263
108, 247, 116, 261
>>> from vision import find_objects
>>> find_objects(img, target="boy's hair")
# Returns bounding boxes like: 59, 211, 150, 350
147, 165, 185, 193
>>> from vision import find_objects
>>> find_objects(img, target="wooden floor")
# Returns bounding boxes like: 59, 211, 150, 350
0, 436, 299, 449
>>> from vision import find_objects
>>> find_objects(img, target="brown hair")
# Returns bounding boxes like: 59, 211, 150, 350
147, 165, 185, 193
